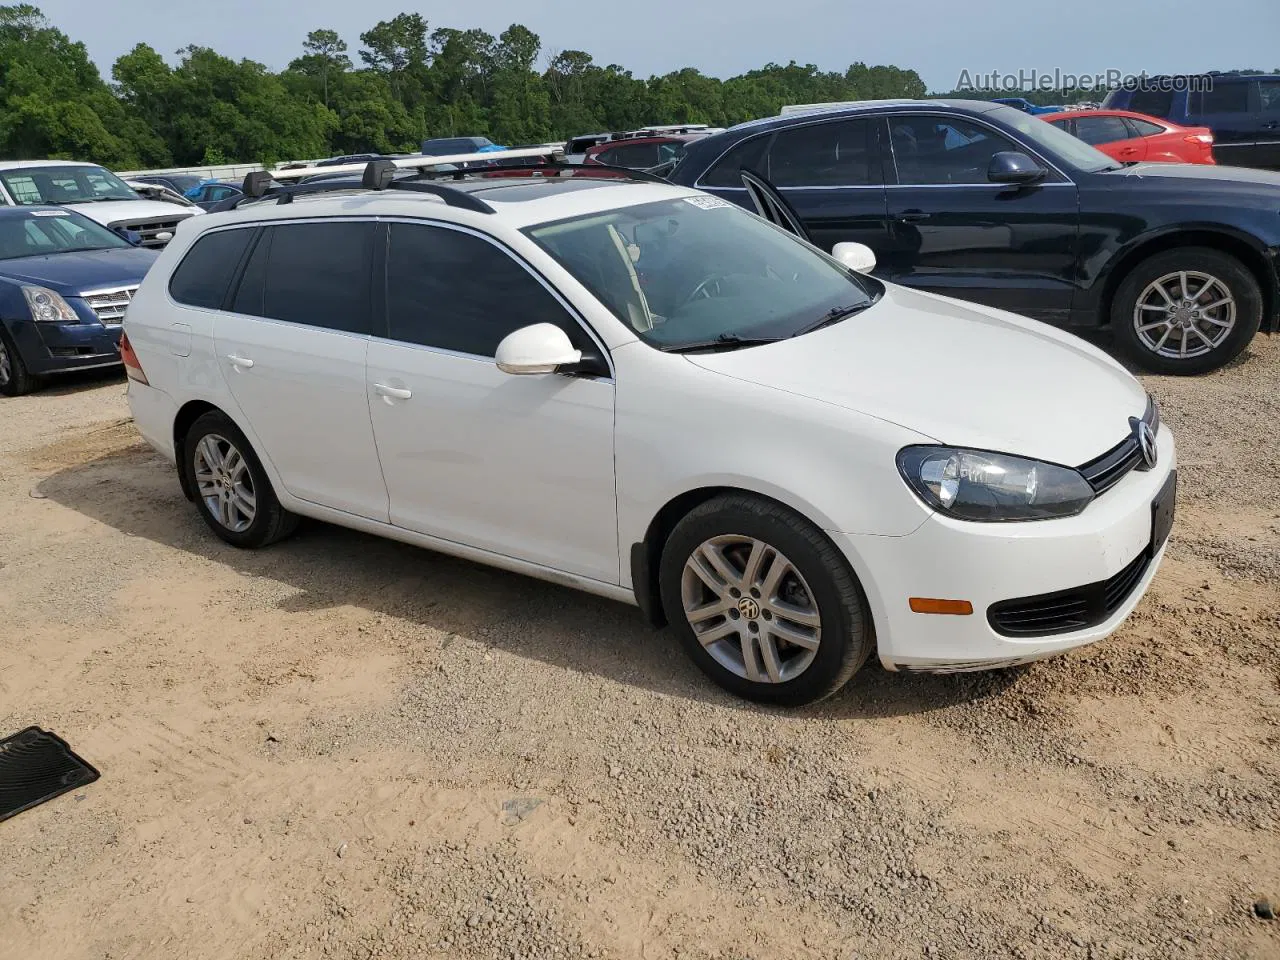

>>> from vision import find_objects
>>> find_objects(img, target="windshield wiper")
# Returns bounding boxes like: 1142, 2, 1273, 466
792, 302, 872, 337
661, 332, 784, 354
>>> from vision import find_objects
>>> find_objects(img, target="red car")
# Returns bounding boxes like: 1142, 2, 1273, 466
1043, 109, 1215, 165
583, 134, 705, 170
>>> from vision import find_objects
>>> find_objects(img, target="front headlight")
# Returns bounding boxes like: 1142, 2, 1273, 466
897, 446, 1094, 521
22, 285, 79, 324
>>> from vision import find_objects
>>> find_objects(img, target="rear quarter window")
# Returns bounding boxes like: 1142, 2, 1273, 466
699, 135, 770, 187
168, 228, 255, 310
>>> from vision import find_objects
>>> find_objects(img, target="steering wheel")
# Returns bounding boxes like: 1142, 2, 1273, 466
682, 274, 731, 306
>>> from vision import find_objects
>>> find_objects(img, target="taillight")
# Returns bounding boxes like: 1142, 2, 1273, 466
1184, 134, 1214, 144
118, 330, 149, 385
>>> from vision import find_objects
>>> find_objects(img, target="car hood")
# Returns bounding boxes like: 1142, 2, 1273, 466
0, 247, 158, 294
59, 199, 201, 227
1095, 162, 1280, 194
684, 283, 1148, 467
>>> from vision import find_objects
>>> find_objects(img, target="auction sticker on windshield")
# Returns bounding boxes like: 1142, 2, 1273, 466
683, 196, 732, 210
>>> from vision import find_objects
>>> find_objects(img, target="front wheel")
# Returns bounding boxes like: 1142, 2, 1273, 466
658, 494, 873, 706
0, 327, 43, 397
1111, 247, 1262, 375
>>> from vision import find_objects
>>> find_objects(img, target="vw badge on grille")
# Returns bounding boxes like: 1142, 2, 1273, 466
1135, 419, 1158, 470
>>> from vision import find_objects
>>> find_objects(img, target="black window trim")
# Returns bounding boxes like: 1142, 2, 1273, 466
883, 110, 1074, 187
375, 216, 615, 380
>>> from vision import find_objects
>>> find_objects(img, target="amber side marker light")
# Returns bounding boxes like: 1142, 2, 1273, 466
909, 598, 974, 616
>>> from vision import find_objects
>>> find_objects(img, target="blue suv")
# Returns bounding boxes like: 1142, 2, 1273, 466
1102, 74, 1280, 170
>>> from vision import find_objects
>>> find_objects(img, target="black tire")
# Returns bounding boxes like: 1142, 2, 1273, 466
0, 326, 44, 397
658, 493, 873, 706
1111, 247, 1262, 375
183, 410, 298, 548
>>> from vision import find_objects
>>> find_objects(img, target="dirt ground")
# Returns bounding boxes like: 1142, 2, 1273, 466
2, 338, 1278, 960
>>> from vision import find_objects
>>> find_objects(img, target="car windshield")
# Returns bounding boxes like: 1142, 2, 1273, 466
166, 175, 204, 193
524, 196, 879, 351
0, 165, 140, 205
0, 210, 132, 259
986, 105, 1122, 173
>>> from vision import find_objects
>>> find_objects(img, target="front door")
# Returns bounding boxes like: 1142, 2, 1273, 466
366, 221, 619, 584
881, 113, 1080, 324
213, 220, 389, 521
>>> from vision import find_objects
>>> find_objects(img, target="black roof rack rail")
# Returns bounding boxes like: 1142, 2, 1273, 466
415, 160, 669, 184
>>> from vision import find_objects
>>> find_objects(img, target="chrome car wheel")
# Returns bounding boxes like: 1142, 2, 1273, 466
680, 534, 821, 683
1133, 270, 1236, 360
193, 433, 257, 532
0, 338, 11, 387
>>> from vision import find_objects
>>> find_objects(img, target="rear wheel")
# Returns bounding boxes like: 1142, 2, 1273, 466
659, 494, 873, 706
0, 327, 43, 397
1111, 247, 1261, 375
184, 411, 298, 548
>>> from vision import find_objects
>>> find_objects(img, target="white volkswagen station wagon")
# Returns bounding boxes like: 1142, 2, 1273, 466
122, 152, 1176, 705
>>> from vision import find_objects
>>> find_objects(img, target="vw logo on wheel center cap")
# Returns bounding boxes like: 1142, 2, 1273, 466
738, 596, 761, 619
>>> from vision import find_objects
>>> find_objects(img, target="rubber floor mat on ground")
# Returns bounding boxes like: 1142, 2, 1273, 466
0, 726, 100, 822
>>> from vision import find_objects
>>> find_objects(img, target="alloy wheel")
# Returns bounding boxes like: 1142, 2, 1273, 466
193, 433, 257, 532
0, 338, 10, 387
680, 534, 822, 684
1133, 270, 1236, 360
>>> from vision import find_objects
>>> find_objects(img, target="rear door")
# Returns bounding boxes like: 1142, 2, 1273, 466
882, 112, 1079, 324
692, 118, 890, 261
1075, 114, 1146, 162
213, 219, 389, 521
1255, 78, 1280, 170
1188, 80, 1260, 167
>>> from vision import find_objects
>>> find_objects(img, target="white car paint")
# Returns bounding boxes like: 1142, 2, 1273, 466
124, 176, 1175, 683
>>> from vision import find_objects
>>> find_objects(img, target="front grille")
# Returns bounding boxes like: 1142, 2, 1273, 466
107, 215, 193, 248
1077, 397, 1160, 495
82, 286, 137, 324
988, 548, 1152, 638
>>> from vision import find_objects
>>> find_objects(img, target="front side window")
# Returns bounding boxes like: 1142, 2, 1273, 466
232, 221, 374, 334
768, 119, 874, 187
524, 196, 880, 352
0, 210, 131, 260
984, 105, 1121, 173
385, 223, 581, 357
889, 115, 1021, 184
169, 228, 254, 309
1259, 79, 1280, 114
0, 165, 139, 205
1075, 115, 1133, 145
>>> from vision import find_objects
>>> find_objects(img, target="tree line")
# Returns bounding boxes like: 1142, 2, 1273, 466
1, 4, 1274, 171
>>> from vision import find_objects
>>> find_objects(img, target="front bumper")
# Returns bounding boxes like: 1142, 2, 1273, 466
8, 314, 123, 376
835, 426, 1176, 672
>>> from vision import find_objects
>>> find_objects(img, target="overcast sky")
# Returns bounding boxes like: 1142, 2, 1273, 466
39, 0, 1280, 93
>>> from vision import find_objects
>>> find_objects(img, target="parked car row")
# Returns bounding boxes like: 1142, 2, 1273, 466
118, 151, 1177, 705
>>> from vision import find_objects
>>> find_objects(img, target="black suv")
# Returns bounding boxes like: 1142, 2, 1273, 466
1103, 74, 1280, 170
668, 100, 1280, 374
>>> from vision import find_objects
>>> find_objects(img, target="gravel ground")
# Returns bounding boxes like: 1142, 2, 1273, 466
1, 337, 1278, 960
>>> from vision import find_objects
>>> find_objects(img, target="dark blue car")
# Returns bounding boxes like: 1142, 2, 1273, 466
0, 206, 158, 395
669, 99, 1280, 374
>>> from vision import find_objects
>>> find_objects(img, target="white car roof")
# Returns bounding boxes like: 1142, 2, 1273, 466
0, 159, 110, 171
184, 177, 704, 234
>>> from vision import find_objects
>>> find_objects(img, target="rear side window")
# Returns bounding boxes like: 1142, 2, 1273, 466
1074, 115, 1133, 145
1127, 88, 1175, 118
768, 119, 875, 187
699, 135, 769, 187
1192, 82, 1250, 116
168, 228, 254, 310
1128, 118, 1166, 136
385, 223, 580, 357
1260, 79, 1280, 114
599, 143, 661, 168
232, 221, 374, 334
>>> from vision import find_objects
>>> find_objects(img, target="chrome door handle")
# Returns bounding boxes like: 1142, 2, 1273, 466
374, 383, 412, 400
226, 354, 254, 369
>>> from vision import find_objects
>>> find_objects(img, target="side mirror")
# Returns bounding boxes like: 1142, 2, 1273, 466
831, 241, 877, 273
495, 323, 581, 375
988, 151, 1047, 185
